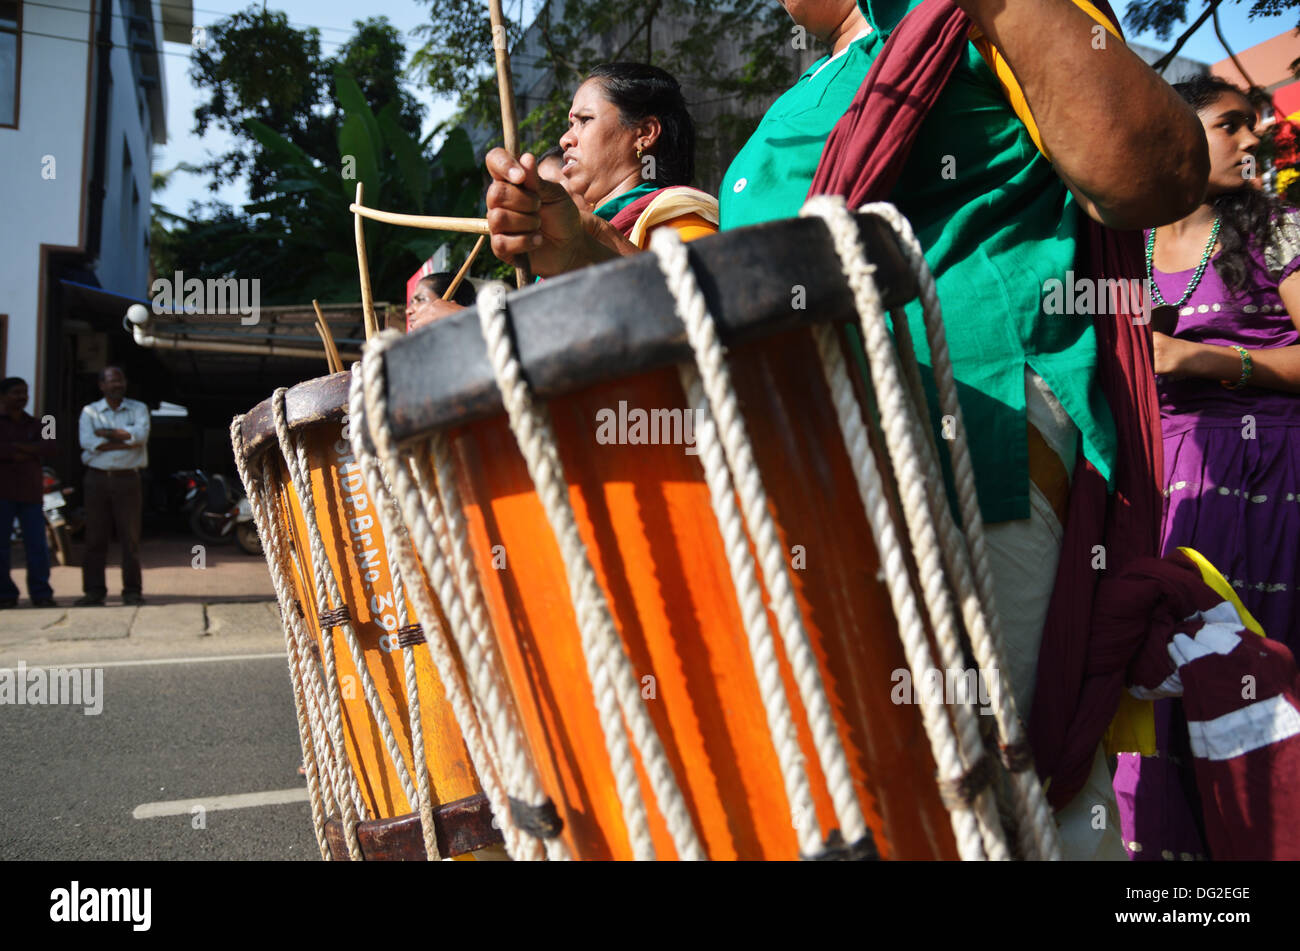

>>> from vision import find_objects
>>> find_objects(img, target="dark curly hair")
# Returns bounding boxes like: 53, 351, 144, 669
585, 62, 695, 187
1173, 75, 1289, 295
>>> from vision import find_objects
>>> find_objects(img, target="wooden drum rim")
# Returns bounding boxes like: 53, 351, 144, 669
370, 212, 916, 446
322, 794, 500, 861
237, 371, 351, 465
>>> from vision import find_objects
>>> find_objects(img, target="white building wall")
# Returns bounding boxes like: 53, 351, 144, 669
0, 0, 92, 388
96, 0, 158, 299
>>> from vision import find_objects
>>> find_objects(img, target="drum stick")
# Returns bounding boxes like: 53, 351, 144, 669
488, 0, 532, 289
312, 299, 343, 374
443, 235, 486, 301
348, 204, 492, 235
353, 182, 380, 341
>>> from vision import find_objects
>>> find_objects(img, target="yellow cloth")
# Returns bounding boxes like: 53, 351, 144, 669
659, 213, 718, 244
629, 187, 720, 248
969, 0, 1122, 162
1175, 547, 1266, 637
1104, 547, 1267, 756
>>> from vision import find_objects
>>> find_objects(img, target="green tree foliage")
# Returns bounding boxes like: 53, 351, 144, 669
157, 9, 481, 305
1125, 0, 1298, 39
189, 8, 334, 195
410, 0, 803, 186
1126, 0, 1300, 205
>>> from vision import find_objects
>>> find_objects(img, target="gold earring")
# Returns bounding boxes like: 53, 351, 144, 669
636, 147, 643, 160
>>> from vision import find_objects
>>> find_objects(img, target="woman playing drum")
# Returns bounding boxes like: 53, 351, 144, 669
486, 0, 1209, 859
727, 0, 1214, 860
485, 62, 718, 274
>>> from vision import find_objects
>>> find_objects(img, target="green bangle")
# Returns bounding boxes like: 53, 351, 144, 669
1221, 345, 1253, 389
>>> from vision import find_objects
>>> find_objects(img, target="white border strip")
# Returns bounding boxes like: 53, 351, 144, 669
1188, 694, 1300, 761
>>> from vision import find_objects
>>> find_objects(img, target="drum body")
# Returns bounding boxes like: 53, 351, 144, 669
441, 329, 960, 860
239, 374, 497, 859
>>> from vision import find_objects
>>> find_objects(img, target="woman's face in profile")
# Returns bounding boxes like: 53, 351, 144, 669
559, 79, 642, 208
538, 153, 594, 212
1200, 91, 1261, 196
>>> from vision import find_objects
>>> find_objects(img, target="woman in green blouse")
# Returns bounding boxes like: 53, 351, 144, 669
719, 0, 1206, 861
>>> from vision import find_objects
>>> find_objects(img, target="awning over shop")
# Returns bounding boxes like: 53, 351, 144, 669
60, 279, 392, 424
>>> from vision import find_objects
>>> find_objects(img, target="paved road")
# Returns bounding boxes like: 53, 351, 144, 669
0, 654, 317, 860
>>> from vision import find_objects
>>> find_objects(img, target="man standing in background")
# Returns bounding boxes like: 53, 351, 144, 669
77, 366, 150, 606
0, 377, 57, 608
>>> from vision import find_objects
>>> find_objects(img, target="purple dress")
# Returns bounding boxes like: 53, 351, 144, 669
1114, 228, 1300, 860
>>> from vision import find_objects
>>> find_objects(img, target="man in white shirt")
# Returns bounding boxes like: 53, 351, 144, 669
77, 366, 150, 606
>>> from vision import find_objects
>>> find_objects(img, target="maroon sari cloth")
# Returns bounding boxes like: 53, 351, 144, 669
1100, 551, 1300, 860
807, 0, 1163, 808
608, 189, 668, 237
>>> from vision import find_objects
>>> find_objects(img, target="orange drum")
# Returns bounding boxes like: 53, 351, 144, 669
234, 373, 500, 860
369, 214, 966, 860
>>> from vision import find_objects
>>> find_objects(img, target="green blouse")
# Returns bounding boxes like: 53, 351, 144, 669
719, 0, 1116, 523
593, 182, 661, 222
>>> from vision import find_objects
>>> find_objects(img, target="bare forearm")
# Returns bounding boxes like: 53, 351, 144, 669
958, 0, 1207, 228
585, 215, 641, 260
538, 217, 636, 276
1185, 343, 1300, 393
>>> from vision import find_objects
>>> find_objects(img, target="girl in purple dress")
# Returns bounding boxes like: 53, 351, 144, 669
1114, 75, 1300, 860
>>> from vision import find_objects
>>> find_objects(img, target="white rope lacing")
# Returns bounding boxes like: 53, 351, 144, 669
231, 414, 359, 860
384, 524, 441, 860
340, 394, 441, 861
800, 196, 1060, 859
859, 202, 1062, 861
270, 388, 421, 823
277, 494, 370, 825
419, 431, 573, 861
676, 364, 825, 857
806, 320, 991, 858
650, 228, 869, 857
795, 198, 1008, 859
476, 282, 706, 861
352, 345, 563, 861
349, 355, 534, 860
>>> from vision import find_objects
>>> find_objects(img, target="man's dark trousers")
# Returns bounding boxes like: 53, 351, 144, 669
81, 468, 142, 599
0, 499, 53, 601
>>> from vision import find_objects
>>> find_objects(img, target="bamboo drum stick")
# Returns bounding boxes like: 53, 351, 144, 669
312, 299, 343, 373
488, 0, 530, 289
348, 204, 491, 234
353, 183, 381, 341
443, 235, 487, 301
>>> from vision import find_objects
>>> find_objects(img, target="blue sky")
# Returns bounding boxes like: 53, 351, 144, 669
153, 0, 1300, 218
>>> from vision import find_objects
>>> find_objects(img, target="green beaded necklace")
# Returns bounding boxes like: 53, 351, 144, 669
1146, 217, 1222, 308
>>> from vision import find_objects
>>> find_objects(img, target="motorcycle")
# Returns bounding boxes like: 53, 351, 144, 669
166, 469, 206, 529
189, 472, 262, 555
234, 497, 262, 556
41, 467, 74, 566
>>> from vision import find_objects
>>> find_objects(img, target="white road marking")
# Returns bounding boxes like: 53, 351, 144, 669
0, 652, 285, 674
133, 787, 309, 819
